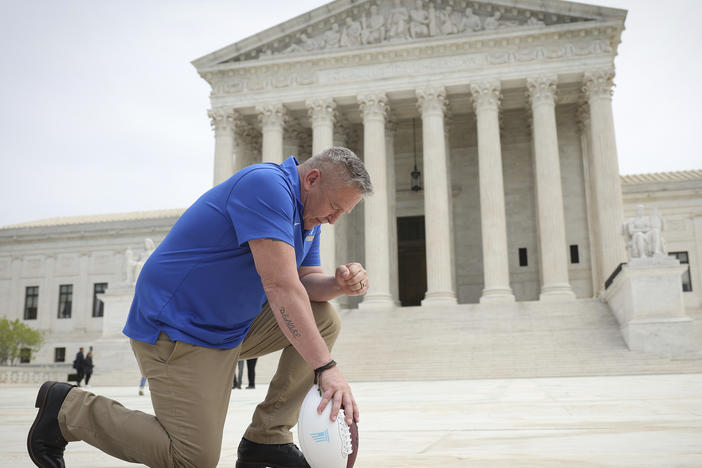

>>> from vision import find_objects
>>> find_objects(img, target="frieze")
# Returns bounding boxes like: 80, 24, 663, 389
225, 0, 589, 63
207, 30, 613, 97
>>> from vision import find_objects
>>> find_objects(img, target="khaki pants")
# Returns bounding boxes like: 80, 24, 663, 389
57, 301, 341, 468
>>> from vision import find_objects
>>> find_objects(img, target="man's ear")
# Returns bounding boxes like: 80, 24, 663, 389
305, 168, 321, 188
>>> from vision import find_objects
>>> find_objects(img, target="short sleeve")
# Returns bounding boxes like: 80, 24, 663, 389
301, 227, 321, 267
226, 168, 295, 248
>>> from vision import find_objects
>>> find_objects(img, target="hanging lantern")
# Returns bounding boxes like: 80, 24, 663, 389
410, 118, 423, 192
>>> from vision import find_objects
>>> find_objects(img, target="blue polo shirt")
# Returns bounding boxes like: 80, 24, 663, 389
123, 156, 321, 349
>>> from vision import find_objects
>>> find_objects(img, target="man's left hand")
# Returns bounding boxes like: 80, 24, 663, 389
335, 263, 368, 296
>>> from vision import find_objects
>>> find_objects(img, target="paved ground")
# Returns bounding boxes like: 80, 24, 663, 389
4, 373, 702, 467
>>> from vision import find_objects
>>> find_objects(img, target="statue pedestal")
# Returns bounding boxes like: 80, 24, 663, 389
604, 257, 699, 355
93, 284, 141, 383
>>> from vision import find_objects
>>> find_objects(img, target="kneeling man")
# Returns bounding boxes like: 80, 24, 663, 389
28, 147, 371, 468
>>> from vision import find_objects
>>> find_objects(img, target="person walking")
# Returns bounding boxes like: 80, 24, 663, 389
72, 347, 85, 387
245, 358, 258, 389
83, 352, 94, 386
233, 360, 244, 389
233, 358, 257, 389
28, 147, 371, 468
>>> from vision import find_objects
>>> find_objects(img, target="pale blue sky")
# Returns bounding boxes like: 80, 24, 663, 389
0, 0, 700, 227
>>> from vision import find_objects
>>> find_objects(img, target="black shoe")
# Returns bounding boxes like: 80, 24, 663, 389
236, 437, 310, 468
246, 385, 255, 389
27, 381, 75, 468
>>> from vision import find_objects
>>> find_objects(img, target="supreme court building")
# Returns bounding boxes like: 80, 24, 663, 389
194, 0, 630, 307
2, 0, 701, 377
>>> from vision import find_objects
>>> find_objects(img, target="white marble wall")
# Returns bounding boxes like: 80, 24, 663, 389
0, 224, 171, 365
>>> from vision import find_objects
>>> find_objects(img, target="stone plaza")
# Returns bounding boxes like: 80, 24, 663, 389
4, 374, 702, 467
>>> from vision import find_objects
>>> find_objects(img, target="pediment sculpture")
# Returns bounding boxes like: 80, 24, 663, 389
230, 0, 579, 62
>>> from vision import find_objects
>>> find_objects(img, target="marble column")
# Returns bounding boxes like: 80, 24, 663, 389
470, 80, 515, 303
583, 69, 627, 291
257, 103, 286, 164
232, 119, 258, 171
577, 104, 602, 297
385, 115, 401, 304
416, 86, 457, 305
332, 120, 352, 308
208, 108, 236, 185
527, 76, 575, 300
284, 119, 305, 160
358, 93, 394, 307
307, 98, 337, 275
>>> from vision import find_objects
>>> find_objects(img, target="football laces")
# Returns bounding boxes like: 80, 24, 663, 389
337, 409, 353, 455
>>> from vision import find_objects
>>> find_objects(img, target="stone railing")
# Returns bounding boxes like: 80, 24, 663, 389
0, 364, 71, 384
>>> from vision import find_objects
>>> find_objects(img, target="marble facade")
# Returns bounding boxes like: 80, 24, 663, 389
194, 0, 628, 305
1, 1, 701, 370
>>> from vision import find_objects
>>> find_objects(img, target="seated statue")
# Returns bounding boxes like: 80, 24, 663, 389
124, 238, 157, 285
623, 205, 666, 259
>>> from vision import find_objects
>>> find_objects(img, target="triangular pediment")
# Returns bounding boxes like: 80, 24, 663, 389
192, 0, 626, 69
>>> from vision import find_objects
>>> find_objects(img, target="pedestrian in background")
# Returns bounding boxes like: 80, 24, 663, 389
83, 352, 94, 386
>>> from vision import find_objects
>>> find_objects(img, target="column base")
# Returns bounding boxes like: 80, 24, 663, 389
539, 283, 576, 302
421, 291, 457, 306
479, 288, 515, 304
358, 293, 398, 310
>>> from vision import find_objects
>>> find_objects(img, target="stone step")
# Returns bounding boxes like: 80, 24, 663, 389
86, 299, 702, 386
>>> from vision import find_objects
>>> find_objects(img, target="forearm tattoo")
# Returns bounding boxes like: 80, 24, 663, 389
279, 307, 301, 338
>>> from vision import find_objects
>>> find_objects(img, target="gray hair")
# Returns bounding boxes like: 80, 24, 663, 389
301, 146, 373, 195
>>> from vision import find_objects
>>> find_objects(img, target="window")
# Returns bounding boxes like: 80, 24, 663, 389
518, 248, 528, 267
92, 282, 108, 317
24, 286, 39, 320
19, 348, 31, 363
570, 245, 580, 264
669, 251, 693, 292
58, 284, 73, 319
54, 347, 66, 363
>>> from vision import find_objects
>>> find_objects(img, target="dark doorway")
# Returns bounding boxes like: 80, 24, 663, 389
397, 216, 427, 306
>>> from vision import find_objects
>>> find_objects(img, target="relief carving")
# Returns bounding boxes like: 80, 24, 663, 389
240, 0, 581, 62
386, 0, 409, 41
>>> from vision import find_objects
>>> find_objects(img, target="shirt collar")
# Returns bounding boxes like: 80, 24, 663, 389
280, 155, 304, 212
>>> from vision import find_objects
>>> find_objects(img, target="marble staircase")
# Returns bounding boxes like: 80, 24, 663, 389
81, 299, 702, 387
252, 299, 702, 384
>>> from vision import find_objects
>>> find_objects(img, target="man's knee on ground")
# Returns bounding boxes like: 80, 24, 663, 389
311, 301, 341, 342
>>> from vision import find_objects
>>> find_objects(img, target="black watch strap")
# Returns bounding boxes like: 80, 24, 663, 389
313, 359, 337, 385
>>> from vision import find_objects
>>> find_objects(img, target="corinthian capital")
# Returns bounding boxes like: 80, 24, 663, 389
306, 97, 337, 127
582, 69, 615, 102
526, 75, 558, 107
576, 104, 591, 134
416, 86, 447, 115
256, 103, 287, 129
207, 108, 238, 134
358, 93, 389, 121
470, 80, 502, 112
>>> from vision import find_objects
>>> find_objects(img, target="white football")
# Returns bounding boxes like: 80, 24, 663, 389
297, 385, 358, 468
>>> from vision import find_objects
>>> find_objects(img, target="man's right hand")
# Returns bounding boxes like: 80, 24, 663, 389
317, 366, 359, 426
